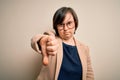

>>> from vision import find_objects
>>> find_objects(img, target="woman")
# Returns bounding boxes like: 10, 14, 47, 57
31, 7, 94, 80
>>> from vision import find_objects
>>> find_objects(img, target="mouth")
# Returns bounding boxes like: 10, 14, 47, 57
64, 32, 69, 35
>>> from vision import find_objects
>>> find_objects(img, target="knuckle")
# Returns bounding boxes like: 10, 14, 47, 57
51, 41, 55, 45
40, 40, 44, 45
40, 38, 45, 45
49, 41, 53, 46
48, 51, 56, 56
40, 36, 48, 45
52, 52, 56, 56
51, 47, 55, 51
47, 46, 54, 52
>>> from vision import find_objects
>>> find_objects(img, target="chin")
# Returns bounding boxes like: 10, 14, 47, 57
63, 36, 72, 40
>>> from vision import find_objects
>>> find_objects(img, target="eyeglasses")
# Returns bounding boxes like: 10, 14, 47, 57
57, 21, 75, 30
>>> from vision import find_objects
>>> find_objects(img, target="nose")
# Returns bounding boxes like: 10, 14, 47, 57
63, 24, 69, 30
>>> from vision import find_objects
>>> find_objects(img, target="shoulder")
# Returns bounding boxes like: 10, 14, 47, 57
75, 39, 89, 50
75, 39, 90, 55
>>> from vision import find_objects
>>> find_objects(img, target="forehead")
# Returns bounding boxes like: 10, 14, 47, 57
63, 12, 74, 23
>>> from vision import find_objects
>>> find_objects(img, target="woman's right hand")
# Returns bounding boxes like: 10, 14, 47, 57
39, 35, 58, 66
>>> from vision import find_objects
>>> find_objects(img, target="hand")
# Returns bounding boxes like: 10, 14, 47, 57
39, 35, 58, 66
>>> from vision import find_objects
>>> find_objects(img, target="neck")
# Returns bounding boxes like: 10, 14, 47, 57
62, 37, 75, 46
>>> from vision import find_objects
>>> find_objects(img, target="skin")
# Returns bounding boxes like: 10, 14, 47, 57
39, 35, 58, 65
58, 12, 75, 46
40, 12, 76, 65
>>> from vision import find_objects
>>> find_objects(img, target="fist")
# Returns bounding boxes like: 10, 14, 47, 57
39, 35, 58, 66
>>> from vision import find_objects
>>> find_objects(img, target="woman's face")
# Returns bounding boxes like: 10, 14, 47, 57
57, 12, 75, 40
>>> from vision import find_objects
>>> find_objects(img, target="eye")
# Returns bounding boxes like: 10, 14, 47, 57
67, 21, 72, 26
58, 23, 64, 27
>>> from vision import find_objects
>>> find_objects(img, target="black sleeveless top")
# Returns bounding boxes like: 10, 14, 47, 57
58, 42, 82, 80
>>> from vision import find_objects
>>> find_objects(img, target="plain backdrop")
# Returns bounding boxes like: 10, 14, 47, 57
0, 0, 120, 80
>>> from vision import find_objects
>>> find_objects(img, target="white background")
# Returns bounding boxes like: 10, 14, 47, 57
0, 0, 120, 80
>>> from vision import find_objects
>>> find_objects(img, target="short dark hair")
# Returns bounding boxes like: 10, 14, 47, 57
53, 7, 79, 36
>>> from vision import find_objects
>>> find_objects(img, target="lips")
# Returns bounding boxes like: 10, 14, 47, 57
64, 31, 69, 34
64, 32, 69, 35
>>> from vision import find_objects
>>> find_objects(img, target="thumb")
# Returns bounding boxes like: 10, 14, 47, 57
40, 36, 49, 66
43, 55, 49, 66
42, 44, 48, 66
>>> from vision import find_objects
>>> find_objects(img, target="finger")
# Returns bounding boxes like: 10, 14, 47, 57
43, 55, 49, 66
46, 45, 58, 52
47, 50, 57, 56
40, 36, 49, 66
47, 35, 55, 42
41, 44, 49, 66
47, 39, 56, 46
42, 45, 48, 66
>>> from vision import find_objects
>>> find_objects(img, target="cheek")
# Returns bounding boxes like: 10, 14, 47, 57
71, 28, 76, 34
57, 30, 62, 36
58, 31, 63, 37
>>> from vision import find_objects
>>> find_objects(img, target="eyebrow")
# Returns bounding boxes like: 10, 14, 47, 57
62, 13, 74, 22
